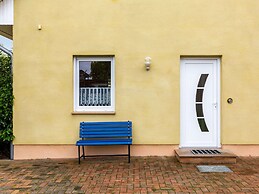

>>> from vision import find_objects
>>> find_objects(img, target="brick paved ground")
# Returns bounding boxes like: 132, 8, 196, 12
0, 156, 258, 193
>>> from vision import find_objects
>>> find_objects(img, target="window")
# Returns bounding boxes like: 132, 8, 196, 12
74, 56, 115, 112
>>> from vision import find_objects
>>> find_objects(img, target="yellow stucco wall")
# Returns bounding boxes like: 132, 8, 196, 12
13, 0, 259, 145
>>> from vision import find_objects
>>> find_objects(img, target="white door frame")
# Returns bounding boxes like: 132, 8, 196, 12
180, 57, 221, 148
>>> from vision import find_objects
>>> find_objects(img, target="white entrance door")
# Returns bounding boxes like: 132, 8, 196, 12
180, 58, 220, 148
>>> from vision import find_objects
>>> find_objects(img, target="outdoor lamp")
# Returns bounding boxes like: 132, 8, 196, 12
145, 57, 151, 71
38, 25, 42, 30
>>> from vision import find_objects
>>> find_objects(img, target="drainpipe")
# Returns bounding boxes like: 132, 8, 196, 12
0, 45, 13, 160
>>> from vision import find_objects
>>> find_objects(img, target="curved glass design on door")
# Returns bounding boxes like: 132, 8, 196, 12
196, 74, 209, 132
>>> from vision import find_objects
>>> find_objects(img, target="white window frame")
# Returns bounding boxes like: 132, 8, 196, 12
74, 56, 115, 112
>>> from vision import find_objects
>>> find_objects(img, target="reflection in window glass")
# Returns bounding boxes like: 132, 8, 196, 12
79, 61, 111, 106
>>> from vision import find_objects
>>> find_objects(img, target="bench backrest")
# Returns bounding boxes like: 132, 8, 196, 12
79, 121, 132, 139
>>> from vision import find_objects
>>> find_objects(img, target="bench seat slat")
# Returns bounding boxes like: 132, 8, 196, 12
81, 135, 132, 138
80, 132, 132, 136
81, 122, 132, 127
76, 139, 132, 146
81, 134, 131, 138
81, 127, 131, 131
81, 121, 131, 124
81, 131, 131, 135
81, 124, 132, 128
80, 127, 131, 130
81, 126, 131, 129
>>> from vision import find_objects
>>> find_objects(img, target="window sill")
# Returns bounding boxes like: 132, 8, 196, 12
71, 111, 116, 115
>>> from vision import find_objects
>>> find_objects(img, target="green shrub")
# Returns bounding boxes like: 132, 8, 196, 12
0, 51, 14, 142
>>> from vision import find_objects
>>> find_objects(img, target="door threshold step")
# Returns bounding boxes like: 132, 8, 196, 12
175, 148, 237, 164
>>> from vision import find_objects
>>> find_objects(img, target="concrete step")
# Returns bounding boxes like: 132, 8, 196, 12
175, 148, 237, 164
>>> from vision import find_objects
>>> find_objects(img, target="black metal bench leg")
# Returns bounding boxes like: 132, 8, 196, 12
128, 145, 131, 163
78, 146, 80, 164
82, 146, 85, 159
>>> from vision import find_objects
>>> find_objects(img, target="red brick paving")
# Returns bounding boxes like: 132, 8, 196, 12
0, 156, 258, 193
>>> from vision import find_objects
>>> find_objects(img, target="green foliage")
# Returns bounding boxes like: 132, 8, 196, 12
91, 61, 111, 82
0, 51, 14, 142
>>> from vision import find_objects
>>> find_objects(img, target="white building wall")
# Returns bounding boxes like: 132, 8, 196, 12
0, 0, 13, 25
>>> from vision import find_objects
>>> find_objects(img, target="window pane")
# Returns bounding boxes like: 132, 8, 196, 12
197, 74, 209, 87
196, 104, 204, 117
79, 61, 111, 106
196, 89, 204, 102
198, 118, 209, 132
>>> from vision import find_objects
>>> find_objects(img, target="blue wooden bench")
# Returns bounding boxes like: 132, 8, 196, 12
76, 121, 132, 164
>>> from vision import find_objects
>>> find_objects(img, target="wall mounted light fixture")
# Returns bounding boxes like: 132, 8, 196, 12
38, 25, 42, 30
145, 57, 151, 71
